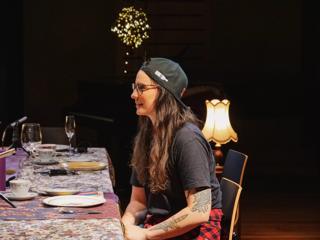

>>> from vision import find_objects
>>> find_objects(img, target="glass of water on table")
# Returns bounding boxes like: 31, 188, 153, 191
20, 123, 42, 156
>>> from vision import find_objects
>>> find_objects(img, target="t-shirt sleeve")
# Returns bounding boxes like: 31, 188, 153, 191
130, 169, 144, 187
174, 135, 211, 190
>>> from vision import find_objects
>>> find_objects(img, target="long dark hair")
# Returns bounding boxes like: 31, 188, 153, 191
131, 86, 199, 193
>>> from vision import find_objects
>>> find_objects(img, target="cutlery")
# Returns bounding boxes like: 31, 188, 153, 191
34, 169, 78, 176
59, 208, 102, 214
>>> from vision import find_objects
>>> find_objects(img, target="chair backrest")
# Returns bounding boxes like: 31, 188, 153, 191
220, 177, 242, 240
41, 126, 76, 145
222, 149, 248, 186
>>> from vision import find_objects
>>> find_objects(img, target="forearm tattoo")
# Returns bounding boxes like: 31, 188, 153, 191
191, 190, 211, 213
150, 214, 188, 232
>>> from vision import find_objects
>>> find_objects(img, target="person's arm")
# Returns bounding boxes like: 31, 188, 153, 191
146, 188, 211, 240
121, 186, 147, 226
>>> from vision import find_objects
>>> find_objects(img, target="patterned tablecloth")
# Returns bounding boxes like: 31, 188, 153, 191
18, 148, 114, 193
0, 219, 124, 240
0, 148, 124, 240
5, 149, 25, 182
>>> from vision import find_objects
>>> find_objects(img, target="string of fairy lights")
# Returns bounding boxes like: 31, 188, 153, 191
111, 6, 150, 75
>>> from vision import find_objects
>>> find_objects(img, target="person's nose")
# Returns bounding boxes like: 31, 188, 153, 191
131, 89, 138, 100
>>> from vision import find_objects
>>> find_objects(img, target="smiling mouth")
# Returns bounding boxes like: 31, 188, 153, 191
135, 103, 143, 108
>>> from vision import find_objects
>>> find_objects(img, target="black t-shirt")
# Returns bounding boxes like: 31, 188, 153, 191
130, 123, 222, 216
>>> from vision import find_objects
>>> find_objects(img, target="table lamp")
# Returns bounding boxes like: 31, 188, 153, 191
202, 99, 238, 165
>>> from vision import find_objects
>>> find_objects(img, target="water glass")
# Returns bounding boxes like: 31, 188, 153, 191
20, 123, 42, 155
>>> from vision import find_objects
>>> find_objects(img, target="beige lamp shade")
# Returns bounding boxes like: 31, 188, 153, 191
202, 99, 238, 145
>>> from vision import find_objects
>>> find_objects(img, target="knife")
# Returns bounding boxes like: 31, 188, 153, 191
0, 192, 17, 208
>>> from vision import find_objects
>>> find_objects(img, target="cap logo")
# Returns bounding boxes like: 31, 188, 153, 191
155, 70, 168, 82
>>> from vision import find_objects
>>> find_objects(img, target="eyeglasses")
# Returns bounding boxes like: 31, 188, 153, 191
132, 83, 158, 95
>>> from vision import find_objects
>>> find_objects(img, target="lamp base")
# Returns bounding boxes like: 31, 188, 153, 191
213, 147, 224, 166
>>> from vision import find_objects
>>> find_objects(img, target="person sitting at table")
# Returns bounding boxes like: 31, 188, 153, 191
121, 57, 223, 240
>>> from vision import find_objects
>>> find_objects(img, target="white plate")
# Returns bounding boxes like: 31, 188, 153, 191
42, 195, 106, 207
4, 192, 38, 201
44, 188, 79, 196
32, 158, 59, 165
66, 155, 97, 162
56, 144, 69, 151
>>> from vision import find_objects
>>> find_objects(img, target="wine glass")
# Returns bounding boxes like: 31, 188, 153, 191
20, 123, 42, 156
65, 115, 76, 156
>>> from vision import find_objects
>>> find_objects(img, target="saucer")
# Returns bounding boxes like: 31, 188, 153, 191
4, 192, 38, 201
32, 158, 59, 165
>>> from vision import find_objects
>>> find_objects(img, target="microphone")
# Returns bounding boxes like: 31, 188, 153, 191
1, 116, 28, 149
10, 116, 27, 127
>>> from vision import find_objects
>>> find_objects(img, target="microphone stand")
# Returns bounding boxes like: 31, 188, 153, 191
8, 122, 28, 154
1, 125, 9, 150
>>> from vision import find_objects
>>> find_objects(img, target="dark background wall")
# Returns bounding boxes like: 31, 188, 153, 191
1, 0, 318, 191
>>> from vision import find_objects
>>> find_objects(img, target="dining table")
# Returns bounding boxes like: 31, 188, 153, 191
0, 147, 125, 240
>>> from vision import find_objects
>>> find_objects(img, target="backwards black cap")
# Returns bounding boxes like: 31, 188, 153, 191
140, 57, 188, 109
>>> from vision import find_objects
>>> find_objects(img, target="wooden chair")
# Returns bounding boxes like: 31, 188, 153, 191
222, 149, 248, 239
220, 177, 242, 240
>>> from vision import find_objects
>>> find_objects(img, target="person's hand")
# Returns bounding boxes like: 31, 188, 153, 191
124, 224, 148, 240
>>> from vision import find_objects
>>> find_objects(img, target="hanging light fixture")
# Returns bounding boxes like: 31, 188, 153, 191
111, 6, 151, 76
202, 99, 238, 166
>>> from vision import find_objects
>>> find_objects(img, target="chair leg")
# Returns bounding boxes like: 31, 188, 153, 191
233, 202, 242, 239
232, 216, 241, 240
232, 232, 239, 240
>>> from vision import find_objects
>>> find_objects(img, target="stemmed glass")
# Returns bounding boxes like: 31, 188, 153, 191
65, 115, 76, 156
20, 123, 42, 157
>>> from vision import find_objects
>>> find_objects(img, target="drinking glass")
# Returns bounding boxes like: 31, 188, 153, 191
65, 115, 76, 156
20, 123, 42, 156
